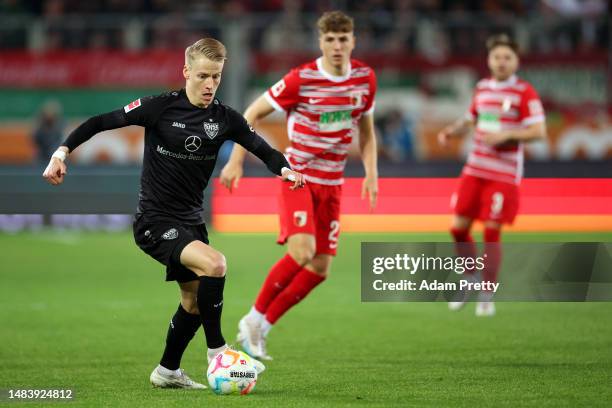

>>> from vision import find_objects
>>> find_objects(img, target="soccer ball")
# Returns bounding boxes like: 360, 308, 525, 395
207, 349, 257, 395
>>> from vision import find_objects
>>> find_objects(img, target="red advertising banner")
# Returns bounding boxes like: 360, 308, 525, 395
0, 51, 184, 87
212, 178, 612, 233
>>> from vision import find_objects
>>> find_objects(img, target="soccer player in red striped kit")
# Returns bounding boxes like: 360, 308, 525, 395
220, 11, 378, 358
438, 34, 547, 316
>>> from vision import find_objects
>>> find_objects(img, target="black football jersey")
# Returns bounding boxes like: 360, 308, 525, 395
63, 89, 289, 224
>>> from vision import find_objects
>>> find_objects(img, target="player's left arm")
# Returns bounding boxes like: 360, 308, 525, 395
358, 68, 379, 211
482, 121, 546, 146
358, 113, 378, 211
228, 109, 304, 190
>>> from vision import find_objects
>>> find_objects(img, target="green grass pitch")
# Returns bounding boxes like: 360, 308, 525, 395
1, 231, 611, 407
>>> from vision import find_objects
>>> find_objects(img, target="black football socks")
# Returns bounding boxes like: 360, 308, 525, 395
159, 304, 200, 370
197, 275, 226, 349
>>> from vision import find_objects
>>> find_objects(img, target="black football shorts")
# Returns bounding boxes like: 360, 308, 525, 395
133, 214, 209, 282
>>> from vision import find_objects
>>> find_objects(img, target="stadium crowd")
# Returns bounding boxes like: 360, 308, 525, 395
0, 0, 608, 54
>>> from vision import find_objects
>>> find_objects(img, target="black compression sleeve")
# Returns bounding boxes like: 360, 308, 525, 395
250, 138, 291, 176
225, 106, 290, 175
62, 109, 128, 153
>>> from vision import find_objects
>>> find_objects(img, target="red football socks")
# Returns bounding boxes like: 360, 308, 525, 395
265, 269, 325, 324
254, 254, 302, 314
451, 227, 477, 275
483, 227, 502, 285
450, 227, 474, 243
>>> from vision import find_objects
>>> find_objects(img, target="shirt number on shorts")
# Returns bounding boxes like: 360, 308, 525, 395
491, 192, 504, 216
328, 220, 340, 249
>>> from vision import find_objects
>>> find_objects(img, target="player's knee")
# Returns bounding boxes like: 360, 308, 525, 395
289, 246, 315, 265
310, 265, 329, 278
207, 252, 227, 277
311, 259, 332, 278
451, 216, 472, 231
181, 298, 199, 314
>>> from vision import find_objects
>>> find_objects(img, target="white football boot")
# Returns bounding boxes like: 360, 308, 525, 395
475, 291, 496, 317
257, 335, 273, 361
475, 301, 496, 316
449, 273, 480, 311
237, 316, 263, 358
150, 366, 206, 389
448, 288, 471, 311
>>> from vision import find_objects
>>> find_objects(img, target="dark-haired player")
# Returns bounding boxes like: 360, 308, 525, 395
438, 34, 546, 316
220, 11, 378, 359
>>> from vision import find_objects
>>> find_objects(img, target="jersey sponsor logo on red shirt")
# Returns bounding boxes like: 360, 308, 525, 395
124, 99, 141, 113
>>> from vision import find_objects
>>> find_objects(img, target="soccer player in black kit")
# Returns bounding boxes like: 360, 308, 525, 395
42, 38, 305, 389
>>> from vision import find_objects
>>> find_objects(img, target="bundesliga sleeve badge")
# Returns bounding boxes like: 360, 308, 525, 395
124, 99, 141, 113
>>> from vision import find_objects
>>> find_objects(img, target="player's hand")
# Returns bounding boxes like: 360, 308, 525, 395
42, 152, 68, 186
219, 161, 244, 193
482, 130, 511, 146
437, 128, 452, 146
362, 176, 378, 211
281, 168, 305, 190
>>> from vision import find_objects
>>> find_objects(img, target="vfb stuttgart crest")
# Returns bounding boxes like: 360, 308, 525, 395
203, 120, 219, 139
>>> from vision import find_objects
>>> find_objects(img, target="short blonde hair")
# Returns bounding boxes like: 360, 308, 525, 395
317, 11, 354, 34
185, 38, 227, 67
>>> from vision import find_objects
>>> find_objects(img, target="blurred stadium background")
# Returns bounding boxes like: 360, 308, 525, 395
0, 0, 610, 233
1, 2, 611, 406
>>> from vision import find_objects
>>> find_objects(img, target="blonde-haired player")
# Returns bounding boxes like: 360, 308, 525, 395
43, 38, 303, 388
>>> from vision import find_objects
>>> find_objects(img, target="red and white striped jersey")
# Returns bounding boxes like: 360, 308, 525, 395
463, 75, 545, 185
264, 57, 377, 186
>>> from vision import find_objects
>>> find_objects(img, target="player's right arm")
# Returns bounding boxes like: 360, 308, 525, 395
219, 95, 275, 191
42, 109, 131, 186
42, 95, 166, 186
437, 116, 475, 146
438, 88, 477, 146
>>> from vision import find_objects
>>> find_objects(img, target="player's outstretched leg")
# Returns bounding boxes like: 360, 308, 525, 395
177, 241, 269, 374
150, 281, 206, 389
237, 253, 304, 356
448, 216, 476, 311
259, 254, 329, 359
476, 223, 502, 317
238, 233, 315, 359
